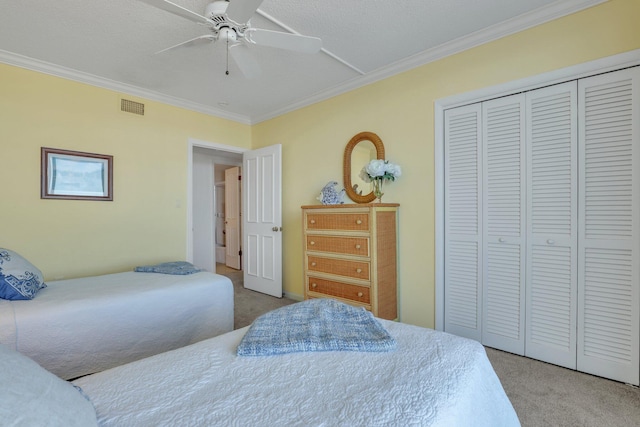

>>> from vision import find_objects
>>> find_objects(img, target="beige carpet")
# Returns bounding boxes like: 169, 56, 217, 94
215, 264, 295, 330
217, 264, 640, 426
485, 347, 640, 427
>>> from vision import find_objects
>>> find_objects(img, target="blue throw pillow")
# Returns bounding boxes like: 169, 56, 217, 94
0, 248, 47, 300
134, 261, 203, 275
237, 299, 397, 356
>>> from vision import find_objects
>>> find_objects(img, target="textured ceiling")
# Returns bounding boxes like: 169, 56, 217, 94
0, 0, 603, 124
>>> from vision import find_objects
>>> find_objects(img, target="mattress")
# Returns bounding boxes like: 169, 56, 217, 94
0, 271, 233, 379
73, 320, 520, 426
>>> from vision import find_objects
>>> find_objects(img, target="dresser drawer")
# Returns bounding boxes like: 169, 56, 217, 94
307, 276, 370, 304
306, 213, 369, 231
306, 236, 369, 257
307, 256, 370, 281
302, 204, 398, 320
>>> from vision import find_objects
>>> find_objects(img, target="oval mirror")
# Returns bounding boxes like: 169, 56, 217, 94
343, 131, 385, 203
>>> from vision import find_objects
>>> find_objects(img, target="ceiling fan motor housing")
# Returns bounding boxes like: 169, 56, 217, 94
205, 1, 230, 22
205, 1, 246, 41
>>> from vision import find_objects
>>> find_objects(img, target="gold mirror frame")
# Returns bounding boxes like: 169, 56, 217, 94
343, 131, 385, 203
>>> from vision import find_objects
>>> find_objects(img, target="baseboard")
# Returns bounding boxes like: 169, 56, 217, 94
283, 291, 304, 301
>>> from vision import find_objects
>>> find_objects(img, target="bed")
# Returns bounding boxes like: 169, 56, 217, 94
60, 300, 519, 427
0, 269, 234, 380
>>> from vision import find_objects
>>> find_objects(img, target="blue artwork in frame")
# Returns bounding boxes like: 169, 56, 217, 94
41, 147, 113, 201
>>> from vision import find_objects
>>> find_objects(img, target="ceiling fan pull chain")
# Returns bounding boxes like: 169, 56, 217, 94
225, 37, 230, 76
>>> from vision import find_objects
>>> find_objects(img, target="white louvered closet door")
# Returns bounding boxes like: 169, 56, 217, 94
481, 95, 526, 355
577, 68, 639, 385
444, 104, 483, 341
525, 82, 578, 369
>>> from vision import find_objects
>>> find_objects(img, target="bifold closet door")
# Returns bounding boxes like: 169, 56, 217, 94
525, 82, 578, 369
577, 67, 639, 385
444, 104, 483, 342
481, 95, 526, 355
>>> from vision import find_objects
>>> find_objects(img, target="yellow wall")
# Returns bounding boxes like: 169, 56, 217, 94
0, 65, 251, 280
253, 0, 640, 327
1, 0, 638, 328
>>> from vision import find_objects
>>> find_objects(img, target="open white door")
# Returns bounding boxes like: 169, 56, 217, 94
243, 144, 282, 297
225, 166, 241, 270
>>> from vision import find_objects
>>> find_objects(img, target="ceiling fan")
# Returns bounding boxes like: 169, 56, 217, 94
139, 0, 322, 79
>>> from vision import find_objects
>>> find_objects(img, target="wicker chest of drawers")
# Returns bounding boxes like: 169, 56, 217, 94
301, 203, 399, 320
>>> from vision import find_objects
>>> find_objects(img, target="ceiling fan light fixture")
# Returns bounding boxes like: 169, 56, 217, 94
218, 27, 237, 42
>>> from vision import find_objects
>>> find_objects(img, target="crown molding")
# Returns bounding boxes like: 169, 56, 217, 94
0, 0, 606, 125
251, 0, 607, 123
0, 49, 251, 125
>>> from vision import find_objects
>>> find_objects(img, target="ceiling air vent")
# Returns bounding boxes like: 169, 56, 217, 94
121, 99, 144, 116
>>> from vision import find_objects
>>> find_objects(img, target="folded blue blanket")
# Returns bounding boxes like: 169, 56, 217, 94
237, 298, 397, 356
134, 261, 202, 275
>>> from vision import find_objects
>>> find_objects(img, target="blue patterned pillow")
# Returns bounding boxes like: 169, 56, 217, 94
237, 299, 397, 356
134, 261, 203, 275
0, 249, 47, 300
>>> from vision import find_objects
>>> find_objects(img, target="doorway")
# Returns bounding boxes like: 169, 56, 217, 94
188, 139, 284, 299
188, 139, 244, 273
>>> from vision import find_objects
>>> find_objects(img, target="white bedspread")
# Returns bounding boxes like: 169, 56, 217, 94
0, 271, 233, 379
74, 320, 520, 427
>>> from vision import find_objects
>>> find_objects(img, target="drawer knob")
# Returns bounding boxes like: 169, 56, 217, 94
310, 241, 315, 245
356, 268, 362, 273
310, 219, 316, 224
357, 292, 363, 297
356, 219, 362, 225
355, 244, 361, 249
311, 283, 317, 288
311, 262, 317, 267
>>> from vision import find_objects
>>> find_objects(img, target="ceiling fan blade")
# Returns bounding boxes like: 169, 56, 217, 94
155, 35, 216, 54
228, 44, 261, 79
139, 0, 213, 25
246, 29, 322, 54
225, 0, 265, 24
